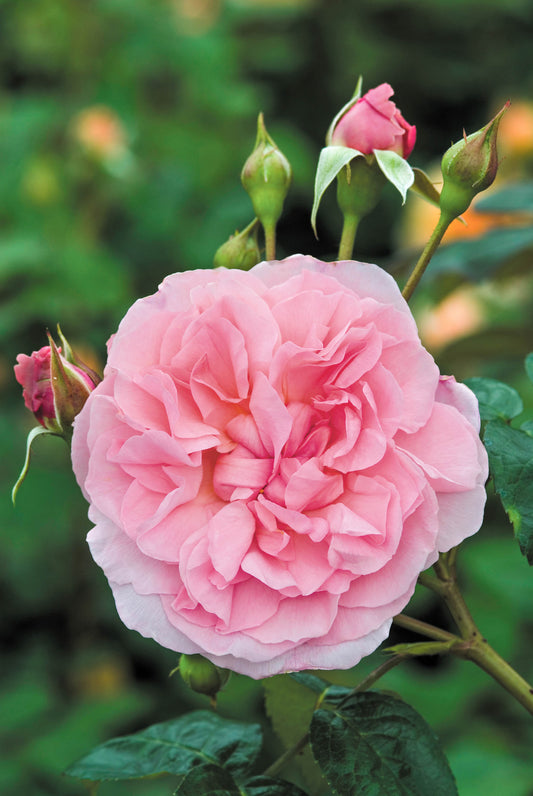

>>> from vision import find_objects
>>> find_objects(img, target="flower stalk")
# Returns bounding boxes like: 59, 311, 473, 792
404, 551, 533, 716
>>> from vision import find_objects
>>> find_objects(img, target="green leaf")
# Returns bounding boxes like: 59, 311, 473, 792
525, 352, 533, 383
520, 420, 533, 437
264, 675, 327, 795
12, 426, 58, 505
476, 181, 533, 213
410, 167, 442, 207
174, 763, 241, 796
288, 672, 351, 706
464, 377, 523, 421
65, 710, 262, 782
173, 767, 310, 796
374, 149, 414, 203
483, 420, 533, 564
243, 776, 310, 795
310, 692, 458, 796
311, 146, 363, 236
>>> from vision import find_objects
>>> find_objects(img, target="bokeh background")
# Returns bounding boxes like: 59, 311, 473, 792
1, 1, 533, 794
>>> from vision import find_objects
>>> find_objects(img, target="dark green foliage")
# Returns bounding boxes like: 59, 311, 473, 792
484, 420, 533, 564
465, 377, 523, 421
65, 711, 262, 782
310, 692, 458, 796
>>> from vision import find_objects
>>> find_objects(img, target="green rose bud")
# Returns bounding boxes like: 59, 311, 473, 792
241, 113, 292, 236
439, 103, 509, 220
178, 654, 230, 700
213, 218, 261, 270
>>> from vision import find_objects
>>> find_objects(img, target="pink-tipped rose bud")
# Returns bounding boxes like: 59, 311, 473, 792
331, 83, 416, 159
15, 332, 98, 437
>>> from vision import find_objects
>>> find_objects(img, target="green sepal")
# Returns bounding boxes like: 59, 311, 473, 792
12, 425, 57, 505
311, 145, 364, 237
325, 75, 363, 145
374, 149, 414, 203
410, 167, 442, 207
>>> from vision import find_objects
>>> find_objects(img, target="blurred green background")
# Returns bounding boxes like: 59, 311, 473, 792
1, 0, 533, 793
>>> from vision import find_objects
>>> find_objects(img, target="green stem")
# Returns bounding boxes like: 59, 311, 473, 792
393, 613, 458, 643
262, 731, 309, 779
401, 211, 454, 302
337, 213, 360, 260
264, 221, 277, 261
426, 552, 533, 716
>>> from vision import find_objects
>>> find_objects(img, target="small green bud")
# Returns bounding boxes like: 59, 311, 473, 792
241, 113, 292, 230
178, 654, 230, 699
439, 103, 509, 220
336, 155, 386, 220
213, 219, 261, 270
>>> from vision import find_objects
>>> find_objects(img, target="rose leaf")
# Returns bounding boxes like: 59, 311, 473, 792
64, 710, 262, 782
310, 691, 458, 796
173, 766, 310, 796
483, 420, 533, 565
464, 376, 523, 421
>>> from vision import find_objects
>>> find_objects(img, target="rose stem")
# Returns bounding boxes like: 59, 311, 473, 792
264, 221, 277, 261
414, 552, 533, 716
337, 213, 359, 260
401, 211, 454, 302
392, 613, 458, 643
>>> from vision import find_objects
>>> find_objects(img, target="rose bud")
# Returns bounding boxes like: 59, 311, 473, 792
14, 330, 98, 438
439, 103, 509, 220
241, 113, 292, 235
213, 218, 261, 270
178, 654, 230, 701
329, 82, 416, 159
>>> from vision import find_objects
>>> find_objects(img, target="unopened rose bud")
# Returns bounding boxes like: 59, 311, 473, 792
213, 219, 261, 270
241, 113, 292, 234
14, 329, 99, 438
178, 654, 230, 700
439, 103, 509, 220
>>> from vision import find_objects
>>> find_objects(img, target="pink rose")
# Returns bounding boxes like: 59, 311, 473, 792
331, 83, 416, 158
72, 256, 487, 679
15, 344, 96, 433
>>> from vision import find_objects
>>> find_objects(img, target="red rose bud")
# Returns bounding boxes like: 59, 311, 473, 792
213, 218, 261, 270
439, 103, 509, 220
330, 83, 416, 159
241, 113, 292, 231
178, 654, 230, 700
14, 331, 98, 437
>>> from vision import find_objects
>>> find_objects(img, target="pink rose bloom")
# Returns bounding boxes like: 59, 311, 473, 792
15, 345, 96, 432
331, 83, 416, 159
72, 256, 487, 679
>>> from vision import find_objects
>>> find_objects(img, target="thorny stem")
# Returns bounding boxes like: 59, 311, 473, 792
401, 211, 454, 302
